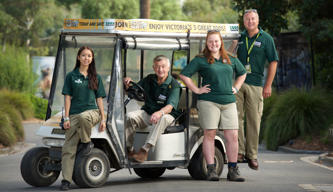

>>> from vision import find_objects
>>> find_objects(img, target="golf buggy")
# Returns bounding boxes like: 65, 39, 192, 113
20, 19, 240, 188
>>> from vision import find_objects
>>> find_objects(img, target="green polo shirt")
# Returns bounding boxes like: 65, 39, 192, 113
237, 28, 279, 86
180, 55, 246, 105
138, 74, 181, 118
62, 68, 106, 115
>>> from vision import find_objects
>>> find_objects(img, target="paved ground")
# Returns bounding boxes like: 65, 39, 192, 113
0, 121, 332, 192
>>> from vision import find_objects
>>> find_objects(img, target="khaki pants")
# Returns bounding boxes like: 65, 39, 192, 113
61, 109, 101, 182
236, 83, 263, 160
126, 110, 174, 150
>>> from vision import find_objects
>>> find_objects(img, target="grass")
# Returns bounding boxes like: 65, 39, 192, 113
0, 111, 16, 146
0, 89, 33, 120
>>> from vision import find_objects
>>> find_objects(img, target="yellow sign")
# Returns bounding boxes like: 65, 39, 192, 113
64, 19, 239, 34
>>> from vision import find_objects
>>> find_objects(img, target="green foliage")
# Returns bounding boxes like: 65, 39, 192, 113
292, 0, 333, 90
0, 104, 24, 142
81, 0, 139, 19
183, 0, 237, 23
151, 0, 185, 20
30, 95, 48, 120
0, 111, 16, 146
264, 88, 333, 150
233, 0, 291, 36
0, 45, 35, 92
0, 89, 34, 120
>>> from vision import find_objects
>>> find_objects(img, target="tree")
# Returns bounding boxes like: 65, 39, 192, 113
81, 0, 139, 19
0, 0, 75, 55
292, 0, 333, 89
140, 0, 150, 19
150, 0, 185, 20
183, 0, 237, 23
233, 0, 291, 36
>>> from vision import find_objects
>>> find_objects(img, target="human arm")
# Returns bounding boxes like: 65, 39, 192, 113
96, 97, 106, 132
63, 95, 71, 129
178, 74, 210, 95
150, 104, 173, 124
263, 61, 277, 98
232, 73, 246, 94
123, 77, 132, 90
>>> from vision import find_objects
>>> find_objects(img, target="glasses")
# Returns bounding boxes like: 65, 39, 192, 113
207, 29, 220, 33
244, 9, 257, 14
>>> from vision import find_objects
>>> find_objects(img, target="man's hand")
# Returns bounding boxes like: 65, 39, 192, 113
150, 111, 163, 124
263, 85, 272, 98
123, 77, 132, 89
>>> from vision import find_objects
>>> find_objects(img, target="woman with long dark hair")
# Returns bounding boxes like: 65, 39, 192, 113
179, 30, 246, 182
60, 46, 106, 190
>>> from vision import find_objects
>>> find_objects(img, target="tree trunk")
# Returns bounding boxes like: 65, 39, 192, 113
140, 0, 150, 19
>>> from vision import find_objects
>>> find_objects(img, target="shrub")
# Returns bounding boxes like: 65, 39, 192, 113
0, 89, 33, 120
0, 111, 16, 146
30, 94, 48, 120
0, 104, 24, 142
264, 87, 333, 150
0, 44, 35, 92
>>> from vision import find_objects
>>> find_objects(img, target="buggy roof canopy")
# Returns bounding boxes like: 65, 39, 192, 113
62, 19, 239, 39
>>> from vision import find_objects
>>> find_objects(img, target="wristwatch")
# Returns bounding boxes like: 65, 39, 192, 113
64, 117, 70, 122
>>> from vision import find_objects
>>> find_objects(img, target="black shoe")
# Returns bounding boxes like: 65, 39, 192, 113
60, 180, 70, 191
207, 166, 219, 181
227, 166, 245, 182
78, 142, 94, 155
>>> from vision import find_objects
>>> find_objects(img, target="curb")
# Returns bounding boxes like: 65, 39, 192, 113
279, 146, 333, 171
0, 142, 36, 157
278, 146, 325, 154
318, 153, 333, 167
300, 155, 333, 171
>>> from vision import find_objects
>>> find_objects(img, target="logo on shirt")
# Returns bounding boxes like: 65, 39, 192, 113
254, 41, 262, 47
157, 94, 167, 104
74, 79, 82, 84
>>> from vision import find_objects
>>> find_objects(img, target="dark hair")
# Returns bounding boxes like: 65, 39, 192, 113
202, 31, 231, 65
74, 46, 98, 90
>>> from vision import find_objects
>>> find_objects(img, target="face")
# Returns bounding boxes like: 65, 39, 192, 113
243, 12, 259, 32
206, 33, 221, 54
77, 48, 93, 67
153, 59, 170, 80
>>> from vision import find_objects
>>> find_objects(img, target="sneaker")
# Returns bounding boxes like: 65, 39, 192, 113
207, 166, 219, 181
60, 180, 70, 191
227, 166, 245, 182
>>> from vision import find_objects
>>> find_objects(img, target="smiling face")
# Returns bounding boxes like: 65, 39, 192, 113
206, 33, 222, 54
153, 58, 170, 80
77, 48, 93, 67
243, 11, 259, 32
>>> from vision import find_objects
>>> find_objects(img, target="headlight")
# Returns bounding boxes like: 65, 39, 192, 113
42, 138, 65, 147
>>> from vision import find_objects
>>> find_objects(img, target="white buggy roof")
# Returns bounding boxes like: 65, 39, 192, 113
62, 18, 239, 39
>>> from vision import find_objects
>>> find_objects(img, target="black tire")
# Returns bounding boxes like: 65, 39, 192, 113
72, 148, 110, 188
133, 167, 166, 179
20, 147, 60, 187
188, 146, 224, 180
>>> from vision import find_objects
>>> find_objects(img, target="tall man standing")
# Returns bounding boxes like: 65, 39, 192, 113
236, 9, 279, 170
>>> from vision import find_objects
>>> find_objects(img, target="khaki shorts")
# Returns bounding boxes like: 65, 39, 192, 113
197, 100, 239, 130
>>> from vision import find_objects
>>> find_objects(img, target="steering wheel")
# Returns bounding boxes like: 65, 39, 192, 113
126, 81, 146, 102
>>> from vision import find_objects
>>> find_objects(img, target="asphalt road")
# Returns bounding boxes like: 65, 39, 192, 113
0, 122, 332, 192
